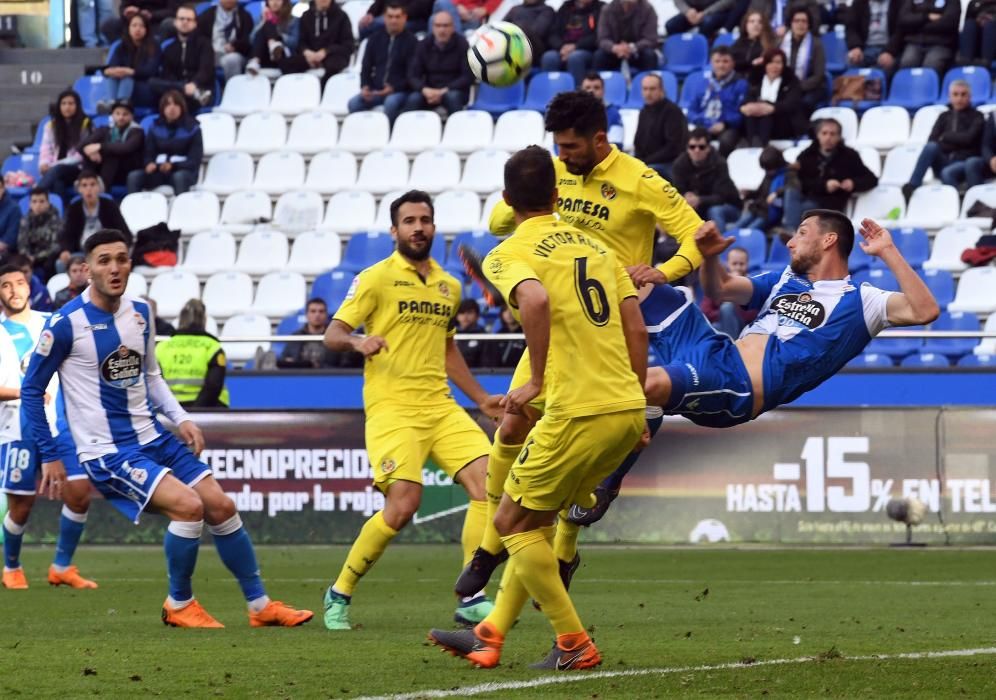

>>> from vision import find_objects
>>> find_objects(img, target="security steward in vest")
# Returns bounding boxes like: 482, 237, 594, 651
155, 298, 229, 408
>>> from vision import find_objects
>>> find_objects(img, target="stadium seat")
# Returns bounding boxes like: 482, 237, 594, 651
920, 268, 954, 310
273, 190, 325, 232
338, 112, 390, 154
889, 227, 930, 269
320, 72, 360, 115
270, 73, 321, 115
252, 271, 306, 317
865, 322, 923, 359
339, 231, 395, 272
835, 67, 887, 111
678, 69, 709, 111
46, 272, 69, 299
430, 232, 446, 263
235, 229, 289, 274
855, 267, 900, 292
598, 70, 627, 106
356, 149, 409, 194
389, 111, 443, 153
763, 236, 789, 272
180, 230, 236, 275
73, 74, 111, 116
923, 311, 980, 359
120, 192, 168, 232
374, 189, 404, 230
959, 353, 996, 367
948, 267, 996, 314
148, 270, 200, 318
271, 308, 306, 357
252, 151, 306, 194
440, 110, 495, 153
880, 144, 932, 186
726, 148, 764, 191
900, 352, 950, 368
408, 149, 461, 193
203, 271, 254, 318
341, 0, 368, 37
851, 185, 905, 223
17, 191, 62, 217
323, 190, 376, 233
196, 112, 236, 155
452, 229, 499, 262
923, 224, 981, 272
821, 29, 847, 74
940, 66, 990, 105
908, 104, 946, 144
959, 183, 996, 227
884, 67, 939, 110
125, 272, 148, 298
896, 184, 959, 229
974, 313, 996, 356
218, 189, 272, 233
522, 71, 575, 112
304, 150, 358, 194
460, 149, 511, 193
855, 106, 911, 149
286, 110, 339, 154
221, 313, 272, 362
626, 70, 680, 109
434, 190, 481, 234
479, 190, 503, 230
847, 352, 894, 368
311, 268, 355, 309
857, 146, 882, 178
286, 230, 342, 274
198, 151, 254, 195
235, 111, 287, 154
168, 191, 220, 233
492, 110, 545, 151
810, 106, 858, 143
471, 81, 525, 117
663, 32, 708, 75
620, 107, 638, 151
723, 228, 765, 271
848, 240, 874, 273
216, 74, 271, 116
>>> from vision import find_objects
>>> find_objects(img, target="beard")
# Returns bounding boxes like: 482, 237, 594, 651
789, 250, 819, 276
397, 237, 432, 261
2, 298, 26, 315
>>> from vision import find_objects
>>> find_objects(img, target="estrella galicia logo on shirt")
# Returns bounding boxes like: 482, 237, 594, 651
771, 292, 827, 329
100, 344, 142, 388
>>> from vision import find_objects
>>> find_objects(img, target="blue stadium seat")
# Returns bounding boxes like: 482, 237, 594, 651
901, 352, 950, 368
27, 115, 50, 154
848, 241, 874, 273
763, 236, 789, 273
722, 228, 765, 272
663, 33, 709, 75
958, 353, 996, 367
430, 234, 446, 264
311, 269, 355, 310
625, 70, 680, 108
854, 268, 899, 291
73, 74, 112, 116
598, 71, 627, 106
940, 66, 991, 106
451, 230, 500, 264
472, 82, 526, 117
245, 0, 263, 23
846, 353, 894, 368
2, 152, 41, 198
195, 0, 212, 13
838, 67, 887, 111
338, 231, 396, 272
272, 308, 307, 357
821, 31, 847, 74
678, 69, 709, 111
17, 191, 63, 216
106, 39, 121, 64
890, 227, 929, 269
140, 113, 157, 131
884, 67, 939, 111
522, 71, 576, 112
923, 311, 980, 359
711, 32, 735, 49
865, 324, 923, 359
920, 269, 954, 310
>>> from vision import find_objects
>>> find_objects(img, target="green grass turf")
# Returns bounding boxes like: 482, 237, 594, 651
2, 545, 995, 698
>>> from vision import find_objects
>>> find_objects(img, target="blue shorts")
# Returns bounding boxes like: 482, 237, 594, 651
642, 285, 755, 429
81, 432, 211, 524
0, 433, 86, 495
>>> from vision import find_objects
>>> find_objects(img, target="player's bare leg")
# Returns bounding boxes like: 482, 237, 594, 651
2, 493, 34, 588
47, 479, 98, 589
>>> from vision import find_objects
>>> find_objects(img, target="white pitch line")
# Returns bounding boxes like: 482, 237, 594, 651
352, 646, 996, 700
92, 577, 996, 587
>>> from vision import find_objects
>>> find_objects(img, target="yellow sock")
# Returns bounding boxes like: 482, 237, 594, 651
484, 557, 529, 634
332, 511, 398, 596
554, 515, 581, 563
461, 500, 488, 566
479, 438, 522, 555
501, 529, 584, 636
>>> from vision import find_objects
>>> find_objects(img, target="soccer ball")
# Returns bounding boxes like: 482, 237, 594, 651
467, 22, 533, 87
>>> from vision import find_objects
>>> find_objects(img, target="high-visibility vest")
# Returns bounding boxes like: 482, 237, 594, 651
155, 332, 230, 406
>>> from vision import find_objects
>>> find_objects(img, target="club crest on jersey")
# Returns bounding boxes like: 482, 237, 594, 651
437, 281, 451, 298
35, 329, 54, 357
133, 312, 146, 328
772, 293, 827, 329
345, 275, 360, 301
600, 183, 617, 201
488, 257, 504, 275
101, 344, 142, 388
381, 458, 397, 474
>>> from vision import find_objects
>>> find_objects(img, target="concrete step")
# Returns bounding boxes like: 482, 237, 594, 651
0, 96, 53, 122
0, 63, 89, 89
0, 47, 106, 66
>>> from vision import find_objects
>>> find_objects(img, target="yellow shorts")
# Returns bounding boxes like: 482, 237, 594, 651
505, 408, 644, 512
366, 403, 491, 492
510, 348, 546, 413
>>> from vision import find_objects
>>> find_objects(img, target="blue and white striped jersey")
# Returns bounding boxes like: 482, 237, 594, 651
0, 310, 59, 442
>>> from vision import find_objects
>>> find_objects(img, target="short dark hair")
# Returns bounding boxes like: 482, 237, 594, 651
110, 99, 134, 114
384, 0, 408, 12
76, 169, 100, 184
0, 263, 27, 281
390, 190, 435, 227
802, 209, 855, 258
504, 145, 556, 212
176, 3, 197, 15
710, 45, 733, 59
458, 298, 480, 315
688, 127, 710, 142
67, 254, 86, 268
582, 71, 603, 85
727, 245, 749, 260
29, 187, 48, 199
544, 90, 607, 136
818, 117, 842, 135
84, 229, 130, 257
305, 297, 328, 310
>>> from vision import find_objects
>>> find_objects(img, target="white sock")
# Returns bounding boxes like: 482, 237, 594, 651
51, 564, 69, 573
167, 596, 194, 611
248, 595, 271, 613
3, 512, 25, 536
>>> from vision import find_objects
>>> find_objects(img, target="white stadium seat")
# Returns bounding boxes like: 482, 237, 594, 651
948, 267, 996, 314
975, 314, 996, 356
375, 190, 404, 230
219, 190, 272, 233
727, 148, 764, 191
480, 190, 503, 229
356, 149, 409, 194
408, 149, 461, 193
121, 192, 168, 232
388, 111, 442, 153
252, 271, 307, 317
148, 270, 200, 318
909, 104, 947, 144
851, 185, 905, 222
341, 0, 368, 37
270, 73, 321, 115
304, 150, 358, 193
855, 106, 910, 149
782, 144, 805, 163
440, 110, 494, 153
196, 112, 236, 155
286, 230, 342, 274
323, 190, 376, 233
461, 149, 510, 193
620, 107, 638, 152
959, 183, 996, 226
880, 144, 932, 186
433, 190, 481, 234
235, 229, 289, 274
216, 75, 271, 117
857, 146, 882, 178
47, 272, 69, 299
320, 72, 360, 115
922, 224, 981, 272
180, 230, 236, 275
198, 151, 254, 195
286, 110, 339, 154
811, 106, 858, 143
221, 313, 271, 361
492, 110, 545, 151
203, 271, 254, 318
252, 151, 306, 194
168, 191, 220, 234
896, 184, 959, 229
338, 112, 389, 154
234, 111, 287, 154
273, 190, 325, 232
125, 272, 148, 298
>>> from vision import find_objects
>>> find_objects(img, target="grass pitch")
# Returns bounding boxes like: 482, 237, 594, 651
2, 545, 995, 698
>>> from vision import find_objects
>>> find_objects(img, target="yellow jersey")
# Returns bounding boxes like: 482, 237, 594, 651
484, 214, 645, 419
333, 251, 461, 415
489, 147, 704, 281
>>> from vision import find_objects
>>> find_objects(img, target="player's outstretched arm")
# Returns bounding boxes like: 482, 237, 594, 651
324, 319, 388, 358
619, 296, 648, 389
859, 218, 940, 326
444, 338, 504, 421
698, 223, 753, 305
500, 280, 549, 415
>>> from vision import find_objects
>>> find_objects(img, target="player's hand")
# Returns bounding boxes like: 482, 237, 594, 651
477, 394, 505, 422
627, 264, 667, 287
694, 220, 736, 258
355, 335, 388, 358
178, 420, 205, 456
43, 392, 52, 404
858, 218, 897, 258
40, 460, 67, 500
632, 421, 652, 452
501, 379, 541, 416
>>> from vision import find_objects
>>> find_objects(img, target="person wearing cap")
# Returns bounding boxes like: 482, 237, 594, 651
78, 100, 146, 190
